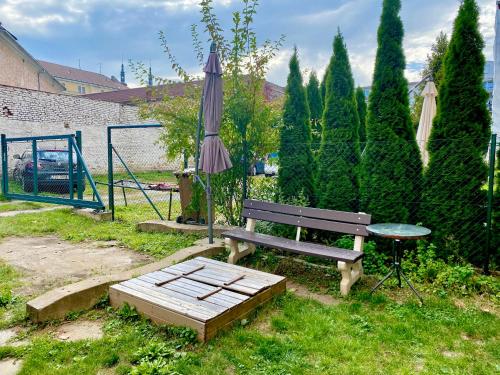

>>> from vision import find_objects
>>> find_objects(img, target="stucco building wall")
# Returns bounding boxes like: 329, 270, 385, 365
0, 35, 62, 94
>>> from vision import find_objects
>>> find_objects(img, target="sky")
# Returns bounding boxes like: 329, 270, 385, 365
0, 0, 496, 88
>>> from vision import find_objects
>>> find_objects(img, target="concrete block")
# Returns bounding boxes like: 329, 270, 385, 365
137, 220, 237, 237
73, 208, 112, 222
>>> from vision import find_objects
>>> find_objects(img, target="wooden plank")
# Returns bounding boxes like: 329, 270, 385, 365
109, 287, 207, 342
194, 257, 285, 284
205, 278, 287, 341
243, 199, 371, 225
120, 280, 218, 319
222, 230, 364, 263
137, 274, 242, 309
163, 265, 260, 296
148, 270, 249, 302
183, 258, 272, 289
132, 277, 234, 311
111, 283, 211, 322
242, 208, 369, 236
169, 262, 268, 290
119, 281, 214, 321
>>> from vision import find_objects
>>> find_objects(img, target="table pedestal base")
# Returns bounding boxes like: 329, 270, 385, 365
370, 240, 423, 304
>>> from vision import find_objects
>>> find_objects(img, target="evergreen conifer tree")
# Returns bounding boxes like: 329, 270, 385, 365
355, 87, 367, 145
316, 32, 361, 211
306, 72, 323, 152
278, 49, 315, 204
360, 0, 422, 223
422, 0, 491, 260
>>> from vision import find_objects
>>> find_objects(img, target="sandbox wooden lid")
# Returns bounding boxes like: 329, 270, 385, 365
110, 257, 285, 323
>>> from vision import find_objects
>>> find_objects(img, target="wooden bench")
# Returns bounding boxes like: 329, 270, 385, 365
222, 199, 371, 296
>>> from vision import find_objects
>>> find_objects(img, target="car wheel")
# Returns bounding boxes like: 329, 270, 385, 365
22, 176, 33, 192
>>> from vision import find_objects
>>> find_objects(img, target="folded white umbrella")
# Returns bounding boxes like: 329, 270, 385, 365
416, 81, 438, 167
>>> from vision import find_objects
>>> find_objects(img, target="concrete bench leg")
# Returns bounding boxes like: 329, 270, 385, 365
226, 238, 255, 264
338, 259, 363, 296
227, 218, 257, 265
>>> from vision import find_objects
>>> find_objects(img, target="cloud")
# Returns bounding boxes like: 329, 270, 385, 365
0, 0, 234, 35
1, 0, 494, 88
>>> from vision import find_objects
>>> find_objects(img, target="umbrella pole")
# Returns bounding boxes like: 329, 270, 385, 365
195, 95, 204, 179
206, 173, 213, 244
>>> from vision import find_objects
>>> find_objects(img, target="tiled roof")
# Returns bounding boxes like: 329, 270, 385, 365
82, 80, 284, 104
38, 60, 128, 90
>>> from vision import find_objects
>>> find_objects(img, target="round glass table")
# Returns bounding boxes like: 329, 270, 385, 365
366, 223, 431, 303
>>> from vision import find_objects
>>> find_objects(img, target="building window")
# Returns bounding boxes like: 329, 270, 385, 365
78, 85, 86, 94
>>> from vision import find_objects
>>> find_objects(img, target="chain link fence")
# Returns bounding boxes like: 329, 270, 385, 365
103, 125, 183, 222
244, 136, 498, 270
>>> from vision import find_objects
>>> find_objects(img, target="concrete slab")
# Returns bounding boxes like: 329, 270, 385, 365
54, 320, 103, 341
137, 220, 237, 237
72, 208, 112, 222
0, 359, 22, 375
0, 328, 18, 346
26, 238, 226, 323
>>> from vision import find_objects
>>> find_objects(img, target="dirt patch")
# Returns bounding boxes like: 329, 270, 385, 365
0, 359, 23, 375
53, 320, 103, 342
287, 281, 340, 305
0, 236, 152, 298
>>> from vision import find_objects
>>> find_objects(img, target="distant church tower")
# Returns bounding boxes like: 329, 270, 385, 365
493, 1, 500, 136
120, 63, 126, 84
148, 65, 153, 87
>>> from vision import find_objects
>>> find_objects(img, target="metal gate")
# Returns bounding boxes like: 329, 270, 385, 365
1, 132, 104, 210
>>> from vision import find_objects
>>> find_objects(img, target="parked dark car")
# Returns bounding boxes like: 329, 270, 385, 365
12, 149, 85, 193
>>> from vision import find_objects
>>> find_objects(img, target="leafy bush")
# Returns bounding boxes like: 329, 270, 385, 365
334, 235, 387, 276
130, 341, 185, 375
403, 242, 499, 298
0, 290, 15, 307
249, 177, 278, 202
117, 303, 140, 322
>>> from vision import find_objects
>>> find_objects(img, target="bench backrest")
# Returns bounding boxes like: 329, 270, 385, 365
242, 199, 371, 236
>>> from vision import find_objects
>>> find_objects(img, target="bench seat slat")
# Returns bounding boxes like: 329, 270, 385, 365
242, 208, 369, 236
244, 199, 371, 225
222, 229, 363, 263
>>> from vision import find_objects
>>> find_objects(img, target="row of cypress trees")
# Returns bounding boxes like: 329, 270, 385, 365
278, 0, 492, 262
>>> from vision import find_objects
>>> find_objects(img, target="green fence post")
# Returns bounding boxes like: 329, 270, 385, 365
485, 133, 497, 275
1, 134, 7, 195
68, 137, 74, 201
32, 139, 38, 195
75, 131, 83, 200
107, 127, 115, 220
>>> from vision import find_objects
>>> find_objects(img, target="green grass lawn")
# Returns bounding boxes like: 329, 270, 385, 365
0, 208, 498, 374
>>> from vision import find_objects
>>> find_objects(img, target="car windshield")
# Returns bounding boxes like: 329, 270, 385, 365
37, 151, 69, 162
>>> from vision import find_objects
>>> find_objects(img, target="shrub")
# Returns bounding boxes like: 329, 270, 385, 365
421, 0, 491, 262
360, 0, 423, 223
278, 48, 315, 205
316, 31, 361, 212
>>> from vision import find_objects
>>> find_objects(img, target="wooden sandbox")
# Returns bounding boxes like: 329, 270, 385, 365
109, 257, 286, 341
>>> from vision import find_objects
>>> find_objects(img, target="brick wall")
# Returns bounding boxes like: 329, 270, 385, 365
0, 84, 179, 174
